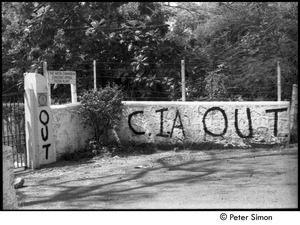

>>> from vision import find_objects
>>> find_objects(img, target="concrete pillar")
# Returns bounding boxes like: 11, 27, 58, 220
289, 84, 298, 143
24, 73, 56, 169
3, 145, 18, 209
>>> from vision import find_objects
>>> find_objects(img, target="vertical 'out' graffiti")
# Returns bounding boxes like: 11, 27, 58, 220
39, 110, 51, 159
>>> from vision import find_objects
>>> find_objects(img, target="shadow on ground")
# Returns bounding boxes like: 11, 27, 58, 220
16, 147, 297, 209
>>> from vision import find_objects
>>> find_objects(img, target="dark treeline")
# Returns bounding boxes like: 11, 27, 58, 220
2, 2, 298, 101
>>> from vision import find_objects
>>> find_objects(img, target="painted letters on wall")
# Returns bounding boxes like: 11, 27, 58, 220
37, 90, 55, 165
39, 110, 51, 159
120, 102, 290, 146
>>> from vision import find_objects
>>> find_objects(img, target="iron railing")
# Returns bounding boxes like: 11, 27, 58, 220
2, 92, 27, 169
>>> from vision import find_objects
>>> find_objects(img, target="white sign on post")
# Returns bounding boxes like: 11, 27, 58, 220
48, 71, 76, 84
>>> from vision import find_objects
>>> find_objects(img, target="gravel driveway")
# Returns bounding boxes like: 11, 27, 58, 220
15, 145, 298, 209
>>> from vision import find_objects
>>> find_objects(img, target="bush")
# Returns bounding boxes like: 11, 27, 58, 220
77, 84, 123, 147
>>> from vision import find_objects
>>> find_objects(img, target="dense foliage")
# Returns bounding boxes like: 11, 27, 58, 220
165, 2, 298, 100
77, 84, 123, 144
2, 2, 298, 101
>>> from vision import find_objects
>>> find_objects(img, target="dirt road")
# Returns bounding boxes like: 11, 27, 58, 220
15, 145, 298, 209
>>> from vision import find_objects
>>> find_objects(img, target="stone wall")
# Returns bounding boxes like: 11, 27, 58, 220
50, 101, 290, 157
51, 103, 93, 159
3, 145, 18, 209
116, 101, 290, 147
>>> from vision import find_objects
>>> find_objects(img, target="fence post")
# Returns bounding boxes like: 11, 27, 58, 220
277, 61, 281, 101
43, 61, 51, 105
93, 60, 97, 91
181, 59, 186, 101
71, 83, 78, 103
288, 84, 298, 144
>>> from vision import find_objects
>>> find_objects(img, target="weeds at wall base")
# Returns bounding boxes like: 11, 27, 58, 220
59, 141, 290, 162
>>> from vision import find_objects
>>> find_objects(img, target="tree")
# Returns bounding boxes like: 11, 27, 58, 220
193, 2, 298, 100
162, 2, 211, 100
2, 2, 184, 101
3, 2, 297, 102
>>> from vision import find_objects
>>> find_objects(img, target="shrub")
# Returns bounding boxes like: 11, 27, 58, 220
77, 84, 123, 146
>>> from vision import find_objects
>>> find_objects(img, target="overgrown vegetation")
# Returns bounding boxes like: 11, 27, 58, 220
77, 84, 123, 149
60, 141, 289, 162
2, 2, 298, 101
61, 142, 157, 161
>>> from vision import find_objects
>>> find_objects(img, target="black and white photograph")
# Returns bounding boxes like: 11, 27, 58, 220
2, 2, 298, 217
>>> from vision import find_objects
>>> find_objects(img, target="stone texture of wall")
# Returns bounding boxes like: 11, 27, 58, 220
3, 145, 18, 209
51, 101, 290, 157
116, 101, 290, 147
51, 103, 93, 159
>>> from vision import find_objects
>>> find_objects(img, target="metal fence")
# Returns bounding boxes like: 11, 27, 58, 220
2, 92, 27, 169
45, 59, 291, 104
